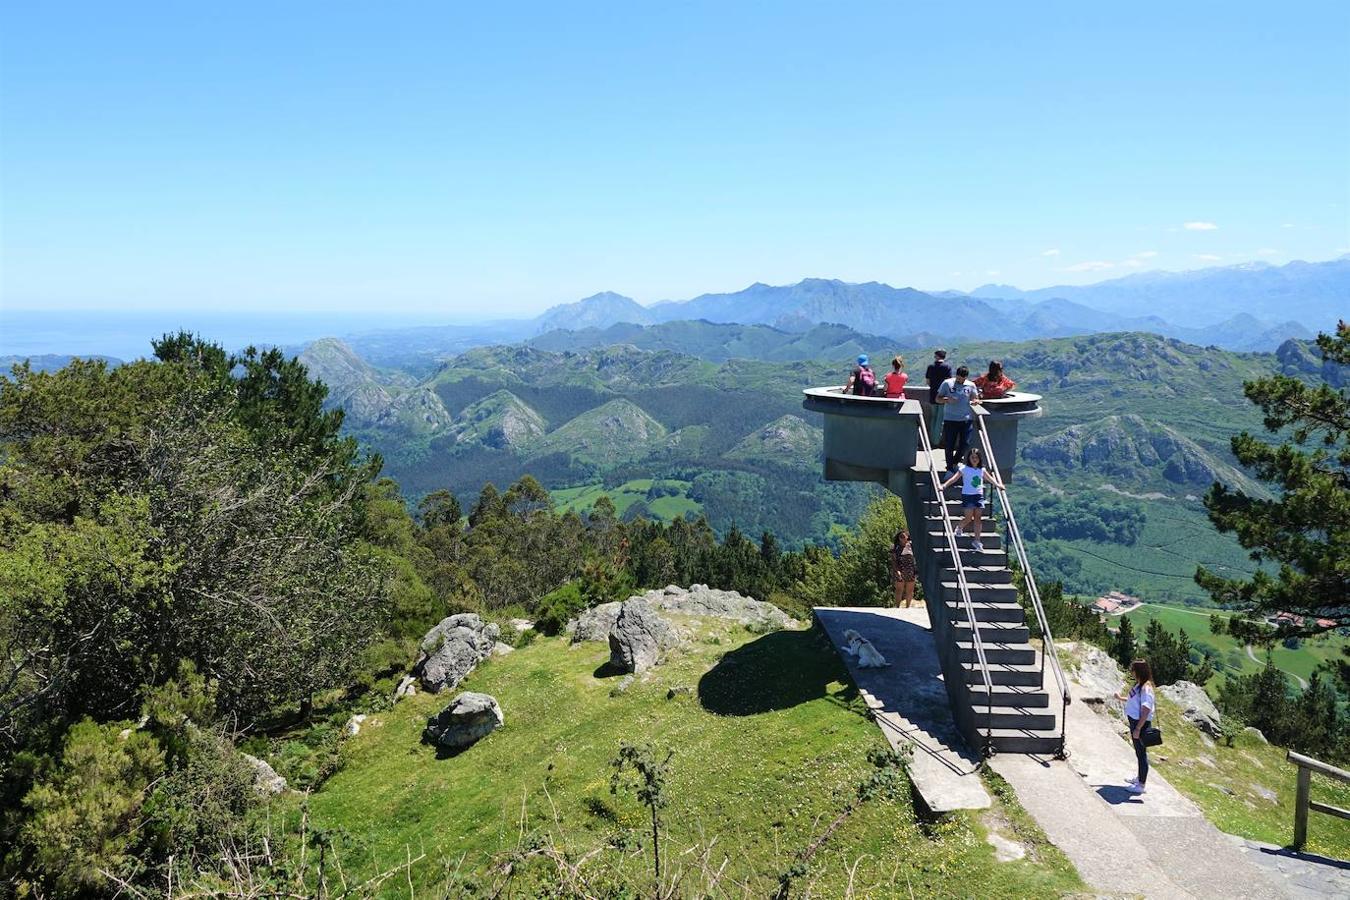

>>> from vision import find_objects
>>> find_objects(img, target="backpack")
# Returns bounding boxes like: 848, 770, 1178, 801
856, 366, 878, 396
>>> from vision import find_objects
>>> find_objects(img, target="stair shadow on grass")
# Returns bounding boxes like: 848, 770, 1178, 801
698, 627, 858, 716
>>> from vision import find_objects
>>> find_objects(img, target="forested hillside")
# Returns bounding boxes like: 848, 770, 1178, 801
314, 327, 1295, 601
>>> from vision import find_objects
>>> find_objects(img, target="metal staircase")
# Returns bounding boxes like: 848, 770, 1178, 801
912, 410, 1069, 756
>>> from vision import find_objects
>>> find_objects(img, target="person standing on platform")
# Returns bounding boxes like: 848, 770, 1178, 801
884, 355, 909, 399
936, 365, 981, 474
890, 529, 916, 607
974, 359, 1016, 399
925, 349, 953, 443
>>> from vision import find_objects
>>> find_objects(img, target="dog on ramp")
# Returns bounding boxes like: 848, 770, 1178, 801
841, 628, 890, 668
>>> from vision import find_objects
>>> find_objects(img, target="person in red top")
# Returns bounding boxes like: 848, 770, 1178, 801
884, 355, 909, 398
974, 359, 1016, 399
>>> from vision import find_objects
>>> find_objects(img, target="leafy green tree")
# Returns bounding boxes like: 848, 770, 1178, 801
1196, 320, 1349, 639
417, 489, 462, 530
794, 494, 906, 608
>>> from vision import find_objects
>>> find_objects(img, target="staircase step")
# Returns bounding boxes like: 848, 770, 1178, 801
927, 530, 1002, 550
924, 500, 998, 520
940, 582, 1019, 604
944, 600, 1027, 623
986, 729, 1064, 754
974, 708, 1058, 731
963, 661, 1044, 687
967, 686, 1051, 708
930, 545, 1008, 567
947, 565, 1013, 585
951, 620, 1030, 644
956, 641, 1036, 666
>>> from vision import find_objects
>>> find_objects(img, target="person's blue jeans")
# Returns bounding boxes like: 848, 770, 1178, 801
1128, 716, 1149, 784
941, 418, 973, 473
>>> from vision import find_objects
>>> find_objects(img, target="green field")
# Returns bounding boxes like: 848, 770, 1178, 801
305, 622, 1083, 897
1117, 603, 1346, 693
552, 478, 703, 521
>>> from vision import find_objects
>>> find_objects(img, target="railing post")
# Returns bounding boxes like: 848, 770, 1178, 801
1293, 764, 1310, 850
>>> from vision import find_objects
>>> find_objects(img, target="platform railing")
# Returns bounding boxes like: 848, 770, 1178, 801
972, 418, 1070, 756
1288, 750, 1350, 850
916, 405, 995, 754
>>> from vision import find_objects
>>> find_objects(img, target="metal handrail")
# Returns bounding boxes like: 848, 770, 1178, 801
916, 405, 995, 754
973, 418, 1071, 755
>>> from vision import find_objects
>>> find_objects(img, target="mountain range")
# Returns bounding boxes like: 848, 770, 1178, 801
335, 257, 1343, 371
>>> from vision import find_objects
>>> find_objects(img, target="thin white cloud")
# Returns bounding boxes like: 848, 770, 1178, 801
1063, 260, 1116, 272
1135, 250, 1159, 259
1041, 248, 1061, 257
1183, 221, 1219, 231
1195, 253, 1223, 262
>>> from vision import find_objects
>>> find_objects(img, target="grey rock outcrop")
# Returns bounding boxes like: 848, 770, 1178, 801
242, 753, 287, 796
570, 584, 796, 642
1244, 726, 1268, 744
424, 692, 504, 750
415, 614, 500, 693
343, 714, 367, 737
1071, 645, 1126, 714
608, 599, 679, 674
395, 675, 418, 700
1160, 681, 1222, 738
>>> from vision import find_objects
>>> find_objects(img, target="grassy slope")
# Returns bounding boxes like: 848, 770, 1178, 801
1150, 695, 1350, 859
551, 479, 703, 522
307, 621, 1083, 897
1118, 603, 1348, 693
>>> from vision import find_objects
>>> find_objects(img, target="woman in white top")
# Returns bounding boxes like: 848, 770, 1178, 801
1114, 659, 1156, 795
939, 447, 1004, 552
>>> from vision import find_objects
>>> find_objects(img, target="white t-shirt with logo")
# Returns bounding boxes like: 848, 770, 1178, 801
1125, 683, 1155, 722
960, 465, 987, 496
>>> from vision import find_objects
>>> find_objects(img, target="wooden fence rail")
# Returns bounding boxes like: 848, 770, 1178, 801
1287, 750, 1350, 850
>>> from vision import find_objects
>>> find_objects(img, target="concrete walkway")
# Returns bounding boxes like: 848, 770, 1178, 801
991, 675, 1307, 898
814, 606, 991, 812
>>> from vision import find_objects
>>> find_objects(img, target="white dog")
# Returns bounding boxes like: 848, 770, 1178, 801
842, 628, 890, 668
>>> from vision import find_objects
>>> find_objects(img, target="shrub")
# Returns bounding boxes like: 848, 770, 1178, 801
535, 582, 587, 636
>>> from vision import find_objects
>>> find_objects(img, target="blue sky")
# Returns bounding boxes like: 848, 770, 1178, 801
2, 2, 1347, 318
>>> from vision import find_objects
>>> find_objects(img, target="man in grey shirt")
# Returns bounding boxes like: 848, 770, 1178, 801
936, 365, 982, 474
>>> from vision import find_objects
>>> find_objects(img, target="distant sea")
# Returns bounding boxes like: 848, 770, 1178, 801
0, 308, 455, 361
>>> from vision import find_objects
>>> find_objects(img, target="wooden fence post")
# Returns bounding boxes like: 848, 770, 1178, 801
1293, 764, 1310, 850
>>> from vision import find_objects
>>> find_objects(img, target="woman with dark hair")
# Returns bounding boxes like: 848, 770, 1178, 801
1115, 659, 1157, 795
890, 529, 916, 607
974, 359, 1016, 399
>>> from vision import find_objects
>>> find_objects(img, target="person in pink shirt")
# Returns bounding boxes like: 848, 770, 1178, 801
884, 355, 909, 398
973, 359, 1016, 399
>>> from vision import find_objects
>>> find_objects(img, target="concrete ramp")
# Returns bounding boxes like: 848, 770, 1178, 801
814, 606, 991, 812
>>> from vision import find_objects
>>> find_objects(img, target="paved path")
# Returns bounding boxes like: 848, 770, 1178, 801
992, 676, 1323, 898
814, 606, 990, 812
1246, 643, 1309, 688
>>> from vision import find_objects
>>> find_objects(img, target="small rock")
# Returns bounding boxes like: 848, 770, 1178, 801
510, 618, 534, 633
986, 833, 1026, 862
343, 713, 367, 737
608, 598, 679, 674
666, 685, 691, 700
1208, 782, 1235, 796
395, 675, 418, 700
424, 692, 503, 750
242, 753, 287, 796
1195, 755, 1218, 769
1244, 726, 1268, 744
1252, 785, 1278, 804
610, 675, 635, 696
491, 641, 514, 657
1160, 681, 1222, 738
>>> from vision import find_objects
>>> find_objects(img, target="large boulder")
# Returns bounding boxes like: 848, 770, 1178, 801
571, 602, 621, 643
1160, 681, 1222, 738
570, 585, 796, 642
242, 753, 287, 796
415, 614, 500, 693
424, 692, 504, 750
608, 599, 679, 674
1071, 644, 1126, 714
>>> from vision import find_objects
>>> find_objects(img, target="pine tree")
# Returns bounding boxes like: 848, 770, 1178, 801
1113, 616, 1137, 669
1196, 320, 1349, 639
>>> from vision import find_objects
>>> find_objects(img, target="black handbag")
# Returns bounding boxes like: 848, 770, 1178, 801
1142, 724, 1163, 747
